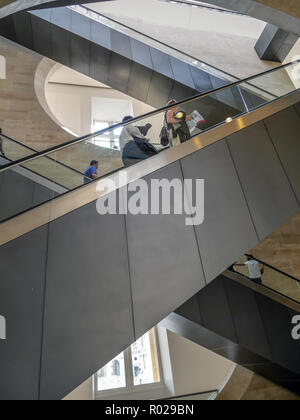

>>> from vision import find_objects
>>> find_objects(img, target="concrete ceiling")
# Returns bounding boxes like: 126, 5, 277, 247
192, 0, 300, 36
0, 0, 299, 34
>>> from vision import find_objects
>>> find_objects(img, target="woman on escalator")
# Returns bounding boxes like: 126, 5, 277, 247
164, 99, 192, 147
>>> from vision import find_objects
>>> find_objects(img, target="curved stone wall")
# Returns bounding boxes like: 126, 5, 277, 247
217, 365, 300, 400
0, 36, 72, 150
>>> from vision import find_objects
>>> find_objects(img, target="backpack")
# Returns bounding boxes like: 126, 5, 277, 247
133, 136, 158, 157
159, 113, 170, 147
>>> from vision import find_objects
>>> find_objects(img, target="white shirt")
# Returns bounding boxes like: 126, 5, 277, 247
245, 260, 261, 279
119, 125, 146, 151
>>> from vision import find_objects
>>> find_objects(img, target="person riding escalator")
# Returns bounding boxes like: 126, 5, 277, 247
120, 116, 158, 167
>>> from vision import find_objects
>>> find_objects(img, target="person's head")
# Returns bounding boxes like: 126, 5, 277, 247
247, 254, 254, 261
122, 116, 134, 124
90, 160, 98, 169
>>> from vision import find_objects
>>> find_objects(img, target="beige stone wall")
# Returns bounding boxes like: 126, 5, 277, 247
217, 365, 300, 400
250, 210, 300, 282
0, 36, 72, 151
256, 0, 300, 19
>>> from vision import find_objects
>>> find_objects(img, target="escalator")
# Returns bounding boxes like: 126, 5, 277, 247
161, 257, 300, 394
0, 62, 299, 400
0, 133, 86, 222
0, 3, 276, 111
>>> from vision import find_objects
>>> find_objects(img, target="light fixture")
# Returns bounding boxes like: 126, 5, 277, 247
174, 111, 186, 121
225, 117, 233, 123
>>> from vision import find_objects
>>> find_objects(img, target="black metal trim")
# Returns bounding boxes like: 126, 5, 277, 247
160, 389, 218, 400
80, 4, 278, 99
1, 133, 85, 177
0, 61, 298, 173
245, 253, 300, 284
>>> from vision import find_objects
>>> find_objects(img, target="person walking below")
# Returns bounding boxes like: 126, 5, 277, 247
84, 160, 98, 184
235, 255, 265, 284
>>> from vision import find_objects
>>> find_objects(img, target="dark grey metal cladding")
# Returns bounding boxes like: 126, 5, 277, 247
32, 181, 56, 207
163, 311, 233, 351
240, 87, 267, 110
197, 277, 237, 342
212, 85, 246, 112
111, 30, 132, 60
50, 5, 71, 30
108, 53, 132, 94
9, 8, 198, 106
255, 24, 298, 62
180, 139, 258, 283
0, 170, 34, 222
127, 62, 153, 104
125, 161, 206, 338
31, 11, 53, 58
164, 274, 300, 393
255, 293, 300, 375
223, 278, 272, 360
146, 72, 176, 108
263, 107, 300, 204
1, 0, 300, 37
0, 7, 256, 116
70, 7, 91, 39
40, 196, 135, 400
0, 226, 48, 400
0, 170, 54, 222
12, 10, 34, 50
50, 24, 71, 67
130, 39, 153, 69
91, 19, 111, 49
70, 33, 91, 76
90, 43, 112, 86
2, 7, 234, 106
294, 101, 300, 117
1, 105, 300, 399
190, 66, 214, 93
227, 121, 299, 241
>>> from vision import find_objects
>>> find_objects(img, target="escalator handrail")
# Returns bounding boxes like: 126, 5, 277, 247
245, 254, 300, 284
0, 60, 299, 174
0, 143, 74, 191
81, 4, 239, 82
160, 389, 218, 400
227, 269, 300, 307
79, 4, 278, 100
1, 133, 85, 177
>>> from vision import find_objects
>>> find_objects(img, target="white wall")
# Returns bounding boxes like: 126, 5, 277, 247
166, 330, 235, 396
87, 0, 277, 78
63, 378, 94, 401
45, 66, 155, 137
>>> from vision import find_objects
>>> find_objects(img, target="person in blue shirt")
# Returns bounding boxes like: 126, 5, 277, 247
84, 160, 98, 184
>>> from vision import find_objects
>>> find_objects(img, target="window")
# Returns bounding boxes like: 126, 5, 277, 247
97, 353, 126, 391
91, 120, 121, 150
131, 330, 161, 386
95, 328, 163, 398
